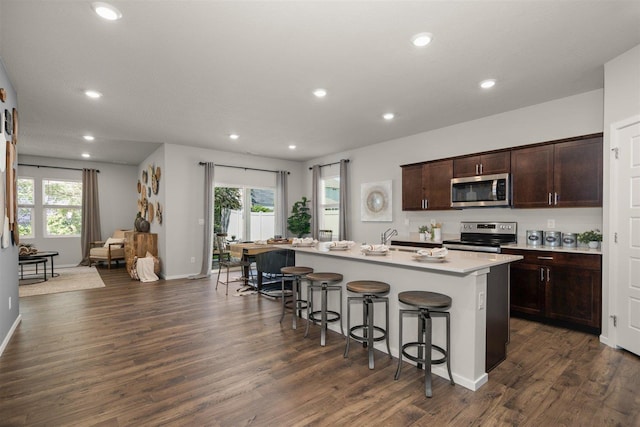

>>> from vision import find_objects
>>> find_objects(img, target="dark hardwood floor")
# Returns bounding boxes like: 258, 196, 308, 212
1, 266, 638, 426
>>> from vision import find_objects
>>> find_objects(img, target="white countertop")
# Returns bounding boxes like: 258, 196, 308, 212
287, 245, 523, 275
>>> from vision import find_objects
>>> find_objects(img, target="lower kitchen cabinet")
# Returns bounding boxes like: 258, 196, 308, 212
502, 248, 602, 334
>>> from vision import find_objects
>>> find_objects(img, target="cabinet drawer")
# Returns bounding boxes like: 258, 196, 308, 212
502, 249, 601, 270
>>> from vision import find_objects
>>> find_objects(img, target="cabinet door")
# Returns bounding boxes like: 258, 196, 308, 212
546, 266, 602, 329
479, 151, 511, 175
510, 262, 545, 316
422, 159, 453, 210
453, 155, 481, 178
554, 137, 603, 207
402, 164, 424, 210
511, 145, 554, 208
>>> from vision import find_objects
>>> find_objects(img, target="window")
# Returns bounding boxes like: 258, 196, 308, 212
215, 186, 275, 241
42, 179, 82, 237
319, 175, 339, 239
17, 177, 35, 238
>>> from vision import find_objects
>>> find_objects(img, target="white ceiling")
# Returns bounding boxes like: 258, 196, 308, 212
1, 1, 639, 165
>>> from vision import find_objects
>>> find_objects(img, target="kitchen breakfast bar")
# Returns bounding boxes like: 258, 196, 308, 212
289, 245, 523, 392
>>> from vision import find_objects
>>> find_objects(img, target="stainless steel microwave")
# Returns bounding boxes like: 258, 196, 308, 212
450, 173, 511, 208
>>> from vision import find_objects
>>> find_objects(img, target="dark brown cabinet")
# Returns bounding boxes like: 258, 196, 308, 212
453, 151, 510, 178
511, 136, 603, 208
503, 248, 602, 333
401, 160, 453, 210
401, 164, 424, 210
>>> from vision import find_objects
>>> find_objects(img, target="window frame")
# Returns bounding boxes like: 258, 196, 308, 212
17, 176, 36, 239
41, 178, 83, 238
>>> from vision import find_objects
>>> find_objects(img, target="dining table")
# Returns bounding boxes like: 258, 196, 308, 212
228, 241, 289, 290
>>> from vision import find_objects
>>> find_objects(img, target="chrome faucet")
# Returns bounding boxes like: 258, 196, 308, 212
381, 228, 398, 245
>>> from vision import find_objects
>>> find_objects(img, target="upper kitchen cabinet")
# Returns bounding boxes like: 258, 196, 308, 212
401, 164, 424, 210
453, 150, 511, 178
511, 134, 603, 208
401, 159, 453, 210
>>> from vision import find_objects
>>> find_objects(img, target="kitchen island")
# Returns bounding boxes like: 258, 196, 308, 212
289, 245, 522, 391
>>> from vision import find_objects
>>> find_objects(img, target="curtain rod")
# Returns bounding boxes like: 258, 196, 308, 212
199, 162, 289, 174
18, 163, 100, 173
308, 159, 349, 170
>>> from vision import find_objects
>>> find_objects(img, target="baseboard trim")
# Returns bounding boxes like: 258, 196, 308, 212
0, 314, 22, 357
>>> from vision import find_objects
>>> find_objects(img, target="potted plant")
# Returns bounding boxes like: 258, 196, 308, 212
578, 229, 602, 249
287, 196, 311, 238
418, 225, 429, 241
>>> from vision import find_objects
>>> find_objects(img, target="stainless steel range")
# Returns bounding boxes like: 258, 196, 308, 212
443, 221, 517, 253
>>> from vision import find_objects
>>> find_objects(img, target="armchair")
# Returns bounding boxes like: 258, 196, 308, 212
89, 229, 128, 269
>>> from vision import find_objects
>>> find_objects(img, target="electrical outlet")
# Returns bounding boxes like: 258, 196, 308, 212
547, 219, 555, 229
190, 257, 196, 263
478, 292, 485, 310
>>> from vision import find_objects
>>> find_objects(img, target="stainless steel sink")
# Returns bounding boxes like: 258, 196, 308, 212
388, 246, 420, 253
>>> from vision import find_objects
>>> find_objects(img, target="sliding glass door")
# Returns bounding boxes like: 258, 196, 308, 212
215, 186, 275, 242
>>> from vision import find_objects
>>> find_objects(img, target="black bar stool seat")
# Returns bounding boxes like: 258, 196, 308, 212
305, 272, 344, 346
344, 280, 392, 369
280, 266, 313, 329
394, 290, 454, 398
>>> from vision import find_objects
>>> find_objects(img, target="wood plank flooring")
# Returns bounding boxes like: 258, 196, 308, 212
1, 266, 639, 426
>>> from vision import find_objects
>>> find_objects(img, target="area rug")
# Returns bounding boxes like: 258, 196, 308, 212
19, 266, 105, 297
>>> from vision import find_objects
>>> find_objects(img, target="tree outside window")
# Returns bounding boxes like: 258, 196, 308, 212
43, 179, 82, 237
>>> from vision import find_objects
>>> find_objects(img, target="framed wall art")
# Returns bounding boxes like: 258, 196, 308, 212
361, 180, 392, 222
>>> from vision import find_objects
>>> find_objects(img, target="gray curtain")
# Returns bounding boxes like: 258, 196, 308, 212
275, 171, 288, 237
339, 159, 349, 240
191, 162, 215, 279
311, 164, 320, 239
79, 168, 101, 266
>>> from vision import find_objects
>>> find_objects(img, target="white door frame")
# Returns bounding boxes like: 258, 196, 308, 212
607, 114, 640, 352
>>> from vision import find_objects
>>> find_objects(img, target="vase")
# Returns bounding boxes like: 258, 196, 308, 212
588, 241, 599, 249
432, 228, 442, 242
138, 219, 150, 233
419, 233, 427, 242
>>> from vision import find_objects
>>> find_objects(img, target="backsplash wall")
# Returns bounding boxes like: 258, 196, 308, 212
401, 207, 602, 244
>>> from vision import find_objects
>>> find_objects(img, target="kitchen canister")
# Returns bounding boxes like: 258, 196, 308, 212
526, 230, 543, 246
562, 232, 577, 248
544, 231, 562, 247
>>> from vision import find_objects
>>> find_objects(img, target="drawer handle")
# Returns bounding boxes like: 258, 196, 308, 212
537, 256, 554, 260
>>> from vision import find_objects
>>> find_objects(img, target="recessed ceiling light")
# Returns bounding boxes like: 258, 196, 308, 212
91, 2, 122, 21
313, 88, 327, 98
411, 32, 433, 47
84, 90, 102, 99
480, 79, 496, 89
83, 135, 95, 141
81, 153, 91, 158
383, 113, 395, 120
229, 133, 239, 140
289, 145, 296, 150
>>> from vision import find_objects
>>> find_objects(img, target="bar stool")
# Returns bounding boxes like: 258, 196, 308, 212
280, 266, 313, 329
305, 272, 344, 346
394, 290, 454, 398
343, 280, 392, 369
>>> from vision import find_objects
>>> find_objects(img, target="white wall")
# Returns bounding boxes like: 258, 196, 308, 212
602, 43, 640, 343
18, 155, 138, 267
304, 89, 604, 245
161, 143, 305, 279
0, 56, 19, 355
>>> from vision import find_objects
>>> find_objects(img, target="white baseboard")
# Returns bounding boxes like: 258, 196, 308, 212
0, 314, 22, 357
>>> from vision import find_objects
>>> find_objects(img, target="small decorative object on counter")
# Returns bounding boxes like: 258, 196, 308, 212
418, 225, 429, 241
543, 231, 561, 247
562, 232, 578, 248
526, 230, 543, 246
578, 229, 602, 249
430, 221, 442, 242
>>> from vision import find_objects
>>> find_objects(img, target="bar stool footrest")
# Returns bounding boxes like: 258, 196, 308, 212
348, 325, 387, 343
309, 310, 341, 324
400, 342, 448, 366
